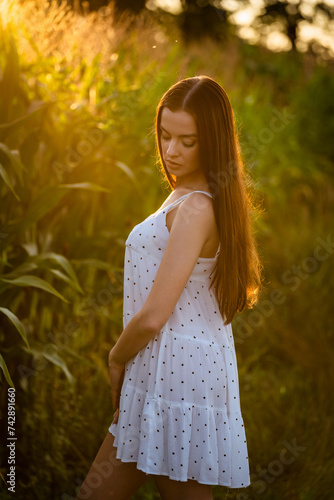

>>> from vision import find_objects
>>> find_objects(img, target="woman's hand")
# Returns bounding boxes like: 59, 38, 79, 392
108, 349, 125, 424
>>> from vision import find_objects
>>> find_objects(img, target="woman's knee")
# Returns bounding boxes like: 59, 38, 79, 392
76, 432, 149, 500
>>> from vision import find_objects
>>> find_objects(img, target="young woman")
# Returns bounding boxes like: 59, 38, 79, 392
76, 75, 261, 500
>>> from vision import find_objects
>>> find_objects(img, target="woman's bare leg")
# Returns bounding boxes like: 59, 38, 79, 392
76, 432, 150, 500
154, 475, 213, 500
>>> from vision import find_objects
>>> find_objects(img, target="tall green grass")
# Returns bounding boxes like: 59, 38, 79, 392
0, 1, 333, 499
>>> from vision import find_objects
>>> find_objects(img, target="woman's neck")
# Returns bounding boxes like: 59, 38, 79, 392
173, 168, 209, 192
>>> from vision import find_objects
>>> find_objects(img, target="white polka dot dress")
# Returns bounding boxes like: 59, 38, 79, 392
108, 191, 250, 488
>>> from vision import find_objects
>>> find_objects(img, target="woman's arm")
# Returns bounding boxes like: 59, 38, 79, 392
108, 193, 215, 365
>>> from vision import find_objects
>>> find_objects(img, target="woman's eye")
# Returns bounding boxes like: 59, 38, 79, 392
183, 142, 196, 148
161, 135, 170, 141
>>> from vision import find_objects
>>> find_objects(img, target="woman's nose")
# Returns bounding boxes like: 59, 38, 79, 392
166, 139, 179, 157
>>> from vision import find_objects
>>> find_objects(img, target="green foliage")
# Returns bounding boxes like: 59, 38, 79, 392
0, 2, 333, 499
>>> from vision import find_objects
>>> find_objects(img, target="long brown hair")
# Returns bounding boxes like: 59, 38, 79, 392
155, 75, 262, 325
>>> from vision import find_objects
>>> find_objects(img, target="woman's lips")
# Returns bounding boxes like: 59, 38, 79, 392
166, 160, 181, 166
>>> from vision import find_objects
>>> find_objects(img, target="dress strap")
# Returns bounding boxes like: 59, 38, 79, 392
167, 190, 213, 210
191, 190, 213, 199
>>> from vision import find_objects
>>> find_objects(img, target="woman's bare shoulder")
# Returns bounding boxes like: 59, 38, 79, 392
160, 188, 189, 207
178, 191, 215, 222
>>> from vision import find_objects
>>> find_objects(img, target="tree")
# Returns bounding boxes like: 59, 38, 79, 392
57, 0, 146, 15
176, 0, 229, 42
254, 0, 334, 53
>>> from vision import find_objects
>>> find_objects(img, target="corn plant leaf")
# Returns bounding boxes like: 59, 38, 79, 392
0, 353, 15, 388
49, 269, 84, 294
7, 183, 110, 232
0, 307, 30, 349
21, 242, 38, 256
2, 261, 38, 279
58, 344, 96, 366
114, 161, 136, 180
1, 253, 83, 293
0, 470, 7, 486
0, 102, 53, 141
33, 253, 84, 294
0, 143, 28, 177
70, 258, 117, 271
6, 185, 69, 234
58, 182, 111, 192
0, 275, 69, 303
0, 162, 20, 200
22, 345, 74, 385
40, 350, 75, 385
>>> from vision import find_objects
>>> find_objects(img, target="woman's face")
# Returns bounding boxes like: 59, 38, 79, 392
159, 107, 201, 179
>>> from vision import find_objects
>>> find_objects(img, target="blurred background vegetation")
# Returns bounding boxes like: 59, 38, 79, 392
0, 0, 333, 498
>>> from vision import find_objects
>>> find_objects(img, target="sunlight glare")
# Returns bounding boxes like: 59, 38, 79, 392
238, 26, 260, 44
230, 7, 255, 26
0, 0, 16, 26
265, 31, 292, 52
154, 0, 182, 14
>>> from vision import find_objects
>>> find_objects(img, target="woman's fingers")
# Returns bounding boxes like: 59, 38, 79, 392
108, 360, 125, 411
111, 387, 118, 410
112, 408, 119, 424
111, 387, 122, 411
